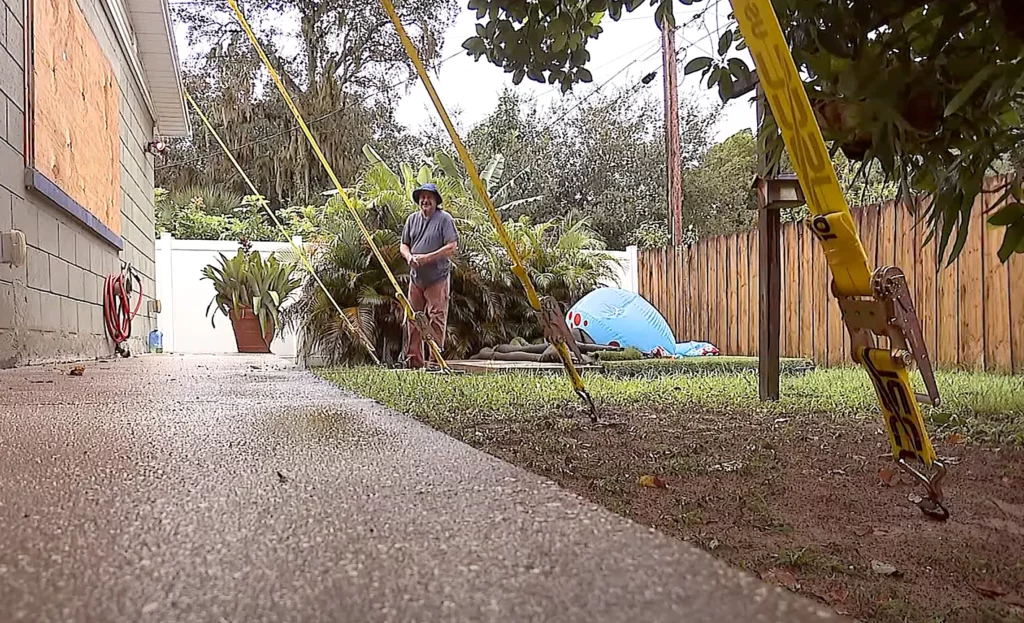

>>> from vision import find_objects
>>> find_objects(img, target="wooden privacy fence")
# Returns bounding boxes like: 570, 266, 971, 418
638, 176, 1024, 374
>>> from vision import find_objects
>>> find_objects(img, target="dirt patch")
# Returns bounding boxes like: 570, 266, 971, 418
452, 408, 1024, 622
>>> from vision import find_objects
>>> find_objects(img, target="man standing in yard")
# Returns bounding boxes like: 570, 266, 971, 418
400, 183, 459, 369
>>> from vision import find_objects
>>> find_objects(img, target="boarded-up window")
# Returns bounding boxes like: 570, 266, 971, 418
32, 0, 121, 235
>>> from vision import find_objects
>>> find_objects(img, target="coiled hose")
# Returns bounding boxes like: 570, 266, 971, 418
104, 263, 143, 357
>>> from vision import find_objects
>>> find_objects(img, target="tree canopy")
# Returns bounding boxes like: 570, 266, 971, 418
158, 0, 458, 206
158, 83, 728, 250
464, 0, 1024, 264
462, 86, 721, 248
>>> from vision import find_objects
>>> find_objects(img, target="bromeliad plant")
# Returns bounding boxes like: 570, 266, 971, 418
201, 241, 302, 350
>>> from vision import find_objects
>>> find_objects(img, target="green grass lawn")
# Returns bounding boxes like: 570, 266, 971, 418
600, 356, 816, 377
318, 361, 1024, 622
318, 364, 1024, 445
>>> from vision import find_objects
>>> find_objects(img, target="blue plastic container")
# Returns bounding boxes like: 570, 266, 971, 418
148, 329, 164, 354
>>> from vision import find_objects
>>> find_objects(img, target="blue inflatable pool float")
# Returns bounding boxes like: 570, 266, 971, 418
567, 288, 676, 354
567, 288, 719, 357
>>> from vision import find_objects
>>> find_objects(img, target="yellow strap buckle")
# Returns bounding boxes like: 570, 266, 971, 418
832, 265, 940, 408
411, 310, 435, 344
834, 261, 948, 520
408, 310, 451, 374
734, 0, 949, 519
539, 297, 584, 362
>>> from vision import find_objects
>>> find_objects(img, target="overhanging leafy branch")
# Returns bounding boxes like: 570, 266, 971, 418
466, 0, 1024, 264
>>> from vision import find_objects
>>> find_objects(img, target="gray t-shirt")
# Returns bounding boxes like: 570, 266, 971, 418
401, 208, 458, 287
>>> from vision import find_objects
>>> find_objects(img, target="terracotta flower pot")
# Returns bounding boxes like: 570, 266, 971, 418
229, 307, 273, 353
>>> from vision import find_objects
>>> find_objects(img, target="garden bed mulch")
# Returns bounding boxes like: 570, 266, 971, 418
458, 407, 1024, 623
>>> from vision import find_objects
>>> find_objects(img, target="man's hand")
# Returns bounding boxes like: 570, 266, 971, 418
401, 241, 455, 269
400, 243, 415, 266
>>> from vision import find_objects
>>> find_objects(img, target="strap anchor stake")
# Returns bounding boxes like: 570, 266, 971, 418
411, 309, 452, 374
539, 296, 598, 422
899, 458, 949, 521
832, 262, 948, 519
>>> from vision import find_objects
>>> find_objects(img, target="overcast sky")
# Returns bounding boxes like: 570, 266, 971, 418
392, 2, 757, 144
173, 1, 757, 145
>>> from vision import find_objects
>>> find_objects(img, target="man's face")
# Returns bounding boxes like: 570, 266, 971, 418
419, 193, 438, 212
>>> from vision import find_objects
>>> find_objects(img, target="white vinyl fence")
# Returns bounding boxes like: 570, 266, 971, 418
154, 233, 639, 357
605, 246, 640, 294
154, 233, 301, 358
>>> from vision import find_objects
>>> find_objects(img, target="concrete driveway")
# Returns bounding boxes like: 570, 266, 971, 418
0, 355, 839, 622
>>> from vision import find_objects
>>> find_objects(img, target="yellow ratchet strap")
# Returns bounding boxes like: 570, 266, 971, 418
377, 0, 595, 419
226, 0, 450, 372
183, 90, 380, 365
732, 0, 948, 519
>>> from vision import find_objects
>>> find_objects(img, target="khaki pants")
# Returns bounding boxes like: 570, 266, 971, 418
404, 277, 449, 368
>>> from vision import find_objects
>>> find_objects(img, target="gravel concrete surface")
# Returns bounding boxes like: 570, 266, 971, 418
0, 355, 840, 623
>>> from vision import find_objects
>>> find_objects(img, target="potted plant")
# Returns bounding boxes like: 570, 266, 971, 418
201, 241, 302, 353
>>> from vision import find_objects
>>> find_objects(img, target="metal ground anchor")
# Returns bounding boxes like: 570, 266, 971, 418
576, 387, 597, 423
898, 458, 949, 521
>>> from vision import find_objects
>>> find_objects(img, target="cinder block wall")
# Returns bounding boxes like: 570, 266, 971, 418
0, 0, 157, 367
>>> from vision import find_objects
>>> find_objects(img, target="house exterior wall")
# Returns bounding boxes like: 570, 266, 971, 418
0, 0, 157, 367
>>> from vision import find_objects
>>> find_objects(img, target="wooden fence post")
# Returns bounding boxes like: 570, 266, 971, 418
755, 176, 805, 400
757, 190, 782, 401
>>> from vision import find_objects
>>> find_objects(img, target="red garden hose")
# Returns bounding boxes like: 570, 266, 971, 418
104, 263, 143, 357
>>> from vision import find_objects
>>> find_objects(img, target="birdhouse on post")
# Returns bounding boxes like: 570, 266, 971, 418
750, 172, 806, 402
734, 70, 810, 403
751, 173, 805, 211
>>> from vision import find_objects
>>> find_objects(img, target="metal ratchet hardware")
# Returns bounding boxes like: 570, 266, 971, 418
831, 264, 947, 518
871, 267, 941, 406
539, 297, 584, 360
831, 266, 940, 407
538, 296, 598, 421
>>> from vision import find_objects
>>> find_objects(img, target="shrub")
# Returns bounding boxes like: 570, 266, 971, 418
284, 148, 621, 365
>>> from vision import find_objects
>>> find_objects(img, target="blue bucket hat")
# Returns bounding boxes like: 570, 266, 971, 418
412, 183, 443, 207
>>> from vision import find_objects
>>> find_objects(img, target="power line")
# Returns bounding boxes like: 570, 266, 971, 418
530, 0, 726, 121
520, 36, 663, 109
501, 10, 729, 164
160, 1, 728, 172
594, 35, 664, 72
158, 36, 665, 171
616, 5, 712, 22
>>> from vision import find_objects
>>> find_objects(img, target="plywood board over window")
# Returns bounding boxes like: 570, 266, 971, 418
32, 0, 121, 236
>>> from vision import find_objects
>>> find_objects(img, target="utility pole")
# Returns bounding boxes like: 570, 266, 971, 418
662, 24, 683, 246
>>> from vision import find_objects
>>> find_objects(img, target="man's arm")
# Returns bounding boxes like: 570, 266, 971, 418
400, 242, 416, 265
400, 217, 418, 266
418, 240, 458, 264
